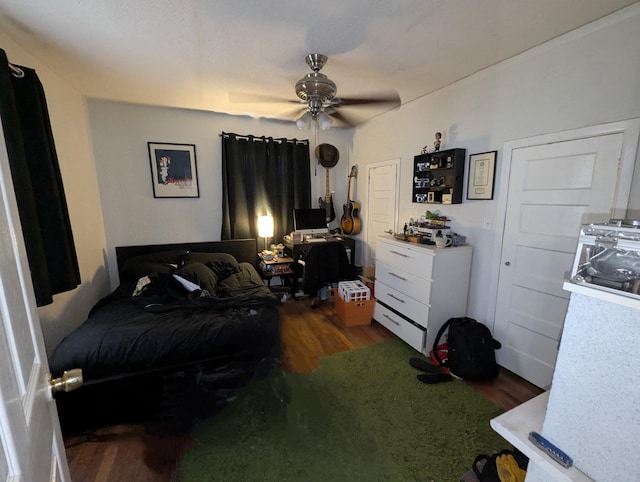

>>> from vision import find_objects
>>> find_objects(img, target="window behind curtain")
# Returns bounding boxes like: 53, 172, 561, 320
221, 133, 311, 242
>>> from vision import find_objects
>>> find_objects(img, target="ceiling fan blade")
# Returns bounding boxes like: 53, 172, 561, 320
281, 106, 307, 119
324, 108, 360, 127
331, 90, 401, 108
229, 92, 302, 104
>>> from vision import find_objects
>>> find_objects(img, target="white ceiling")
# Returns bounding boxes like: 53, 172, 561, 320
0, 0, 637, 126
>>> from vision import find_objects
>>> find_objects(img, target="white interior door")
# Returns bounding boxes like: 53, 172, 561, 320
0, 119, 70, 480
365, 159, 400, 268
494, 133, 626, 388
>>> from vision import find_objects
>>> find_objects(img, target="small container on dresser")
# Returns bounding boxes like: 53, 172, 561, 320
373, 235, 472, 354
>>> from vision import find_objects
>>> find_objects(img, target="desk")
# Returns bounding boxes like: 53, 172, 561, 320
282, 236, 356, 267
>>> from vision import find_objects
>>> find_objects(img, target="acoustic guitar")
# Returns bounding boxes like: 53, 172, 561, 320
340, 165, 361, 235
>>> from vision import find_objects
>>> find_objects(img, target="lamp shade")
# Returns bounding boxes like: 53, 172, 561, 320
296, 111, 312, 130
258, 215, 274, 238
317, 111, 333, 130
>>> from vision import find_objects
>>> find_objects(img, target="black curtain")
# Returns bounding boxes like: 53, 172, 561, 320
221, 132, 311, 242
0, 49, 80, 306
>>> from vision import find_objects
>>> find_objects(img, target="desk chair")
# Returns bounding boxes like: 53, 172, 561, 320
300, 242, 354, 308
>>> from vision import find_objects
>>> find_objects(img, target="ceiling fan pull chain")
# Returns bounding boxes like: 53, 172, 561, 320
314, 125, 319, 176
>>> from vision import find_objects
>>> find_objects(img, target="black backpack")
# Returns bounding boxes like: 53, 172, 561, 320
432, 317, 501, 381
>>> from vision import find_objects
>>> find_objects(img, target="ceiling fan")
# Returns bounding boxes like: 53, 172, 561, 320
231, 54, 401, 129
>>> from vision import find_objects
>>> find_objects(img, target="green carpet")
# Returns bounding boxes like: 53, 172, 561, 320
179, 338, 508, 481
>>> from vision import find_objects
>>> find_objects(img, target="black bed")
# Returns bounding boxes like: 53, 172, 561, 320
49, 239, 281, 435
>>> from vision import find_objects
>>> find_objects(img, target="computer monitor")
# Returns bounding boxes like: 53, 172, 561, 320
293, 208, 328, 236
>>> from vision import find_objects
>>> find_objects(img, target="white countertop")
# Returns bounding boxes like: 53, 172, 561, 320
490, 392, 594, 481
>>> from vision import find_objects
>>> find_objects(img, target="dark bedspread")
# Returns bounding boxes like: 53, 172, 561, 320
49, 244, 282, 435
49, 262, 280, 382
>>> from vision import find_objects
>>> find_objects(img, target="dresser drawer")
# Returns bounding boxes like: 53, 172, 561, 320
377, 239, 434, 276
373, 302, 426, 353
375, 261, 432, 304
375, 280, 430, 328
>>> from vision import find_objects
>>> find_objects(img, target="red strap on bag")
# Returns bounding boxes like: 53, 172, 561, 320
429, 342, 450, 374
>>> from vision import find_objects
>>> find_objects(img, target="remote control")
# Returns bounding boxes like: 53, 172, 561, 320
528, 431, 573, 468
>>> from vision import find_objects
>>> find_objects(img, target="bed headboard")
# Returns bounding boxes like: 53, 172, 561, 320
115, 238, 259, 276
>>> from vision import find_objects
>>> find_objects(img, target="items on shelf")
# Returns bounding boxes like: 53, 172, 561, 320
395, 212, 466, 246
413, 148, 466, 204
421, 131, 445, 155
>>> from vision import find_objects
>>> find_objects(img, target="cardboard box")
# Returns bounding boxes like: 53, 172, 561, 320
334, 292, 374, 327
358, 275, 375, 298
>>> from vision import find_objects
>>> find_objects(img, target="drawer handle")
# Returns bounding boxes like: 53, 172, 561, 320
388, 293, 405, 303
383, 313, 400, 326
389, 250, 409, 258
389, 272, 407, 281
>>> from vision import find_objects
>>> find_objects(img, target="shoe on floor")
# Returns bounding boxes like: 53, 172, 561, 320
417, 372, 453, 384
409, 357, 441, 373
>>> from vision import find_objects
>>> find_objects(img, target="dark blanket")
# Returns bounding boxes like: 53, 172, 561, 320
49, 263, 280, 382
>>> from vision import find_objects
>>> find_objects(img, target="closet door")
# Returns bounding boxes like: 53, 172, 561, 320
365, 159, 399, 268
494, 121, 638, 389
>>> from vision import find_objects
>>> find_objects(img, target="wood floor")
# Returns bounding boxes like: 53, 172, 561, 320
64, 296, 543, 481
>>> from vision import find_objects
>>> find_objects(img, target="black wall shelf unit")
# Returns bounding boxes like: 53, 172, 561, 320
412, 148, 466, 204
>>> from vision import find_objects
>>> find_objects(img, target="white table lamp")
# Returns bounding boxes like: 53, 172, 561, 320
258, 215, 274, 250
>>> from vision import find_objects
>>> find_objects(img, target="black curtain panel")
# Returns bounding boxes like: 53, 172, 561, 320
221, 132, 311, 242
0, 49, 80, 306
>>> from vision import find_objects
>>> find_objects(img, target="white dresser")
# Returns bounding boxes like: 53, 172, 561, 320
373, 235, 472, 354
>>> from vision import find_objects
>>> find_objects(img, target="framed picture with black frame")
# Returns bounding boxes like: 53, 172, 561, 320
148, 142, 199, 198
467, 150, 497, 200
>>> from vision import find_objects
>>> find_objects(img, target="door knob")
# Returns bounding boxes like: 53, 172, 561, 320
384, 229, 393, 234
48, 368, 83, 394
504, 261, 511, 266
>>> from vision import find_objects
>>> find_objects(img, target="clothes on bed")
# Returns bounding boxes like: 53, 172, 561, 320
48, 262, 279, 382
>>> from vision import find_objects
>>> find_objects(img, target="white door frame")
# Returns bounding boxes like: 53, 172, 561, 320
486, 118, 640, 327
363, 158, 401, 268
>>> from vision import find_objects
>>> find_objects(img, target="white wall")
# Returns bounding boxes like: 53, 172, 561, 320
350, 5, 640, 325
0, 32, 109, 353
87, 100, 354, 287
38, 3, 640, 350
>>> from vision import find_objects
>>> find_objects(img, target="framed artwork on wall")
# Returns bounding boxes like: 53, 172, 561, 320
148, 142, 199, 198
467, 150, 497, 200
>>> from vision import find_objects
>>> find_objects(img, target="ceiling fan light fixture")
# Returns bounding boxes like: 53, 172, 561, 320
296, 111, 312, 130
317, 111, 333, 130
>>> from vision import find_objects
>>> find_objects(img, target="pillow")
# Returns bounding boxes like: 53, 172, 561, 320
133, 261, 177, 280
182, 251, 240, 269
175, 262, 219, 296
182, 252, 241, 281
119, 250, 187, 282
217, 263, 264, 292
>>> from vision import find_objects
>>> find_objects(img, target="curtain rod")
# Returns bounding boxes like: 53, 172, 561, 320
8, 62, 24, 78
220, 132, 308, 145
